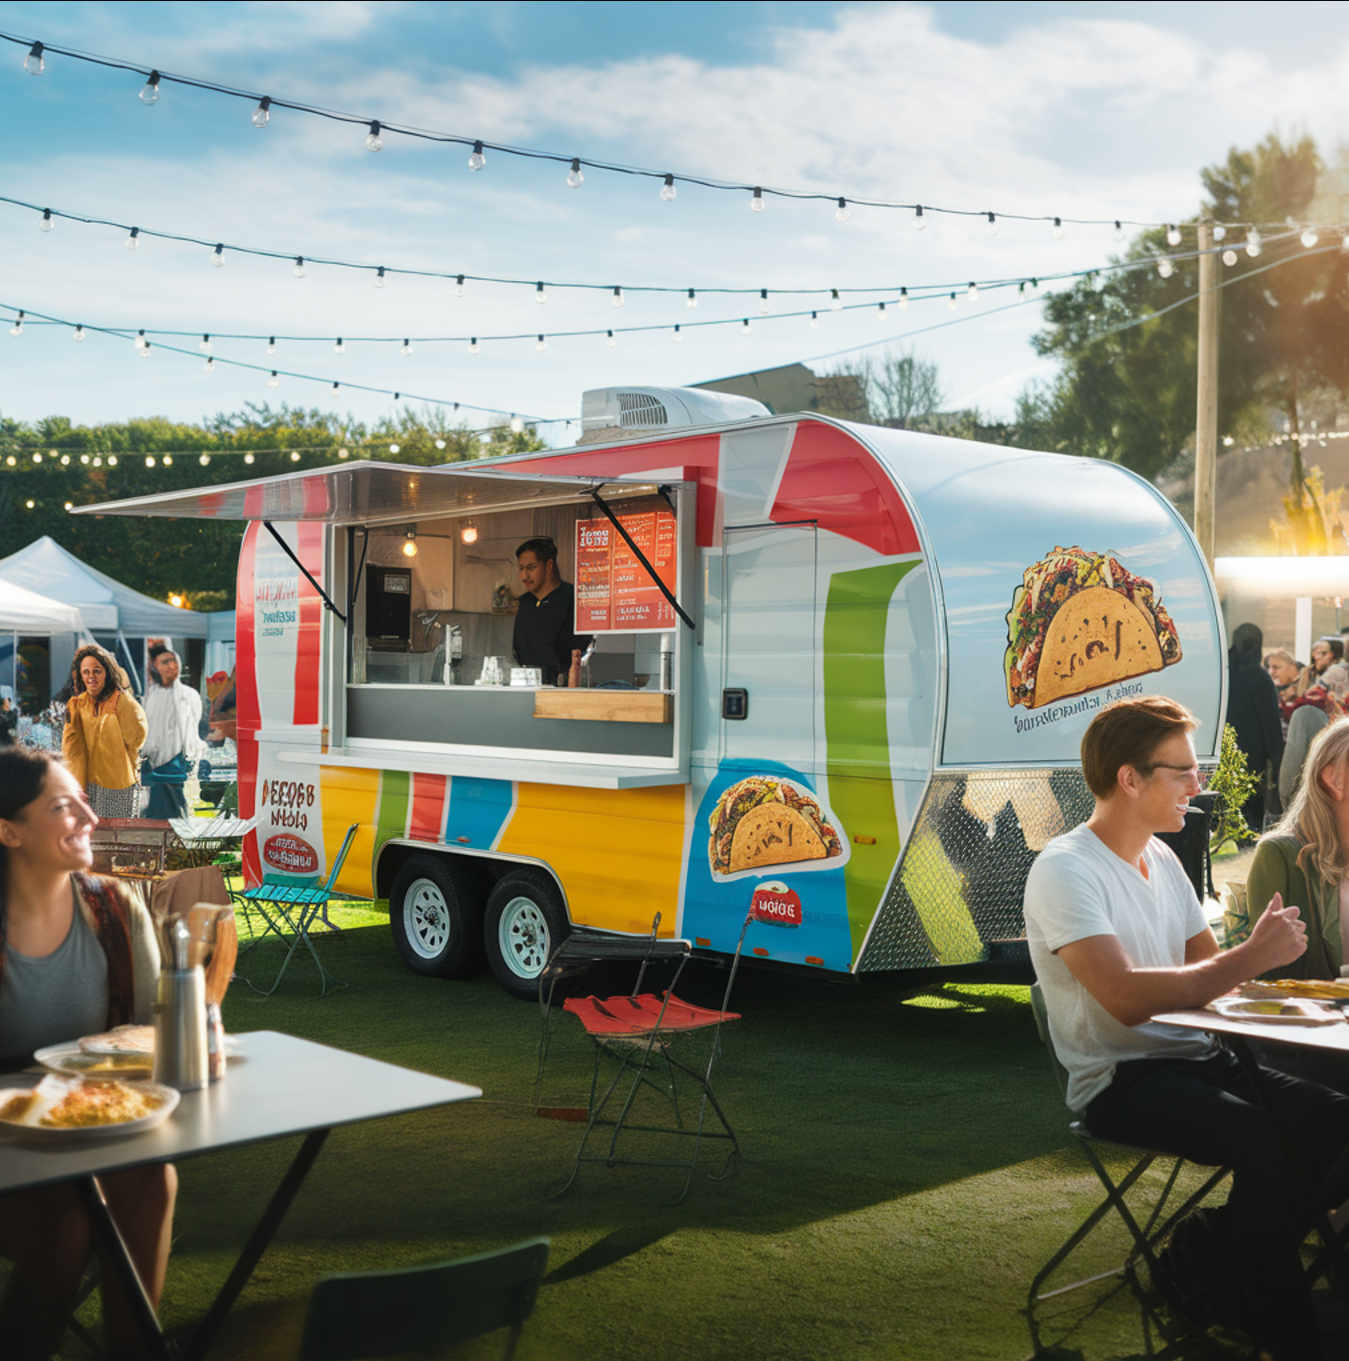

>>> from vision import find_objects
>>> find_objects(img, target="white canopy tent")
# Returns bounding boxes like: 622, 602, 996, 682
1215, 555, 1349, 661
0, 578, 86, 634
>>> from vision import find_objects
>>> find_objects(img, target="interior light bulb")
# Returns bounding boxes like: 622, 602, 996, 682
1212, 224, 1227, 242
252, 97, 271, 129
1166, 224, 1182, 247
401, 339, 411, 356
897, 288, 908, 310
468, 140, 486, 171
461, 521, 478, 545
751, 187, 765, 213
836, 197, 850, 223
830, 288, 842, 312
986, 212, 998, 237
509, 416, 524, 433
759, 289, 771, 315
268, 371, 280, 388
947, 293, 957, 310
1302, 227, 1320, 248
73, 326, 85, 342
334, 338, 344, 354
605, 330, 615, 347
535, 282, 547, 304
1157, 258, 1174, 278
374, 267, 386, 288
673, 325, 682, 342
292, 256, 306, 277
125, 227, 140, 250
210, 243, 224, 267
8, 313, 23, 336
1222, 248, 1238, 266
1342, 234, 1349, 253
661, 174, 676, 202
1051, 217, 1064, 240
468, 337, 479, 353
612, 286, 623, 308
912, 204, 926, 231
567, 157, 584, 188
267, 337, 277, 354
366, 120, 383, 152
686, 289, 697, 308
39, 209, 53, 232
454, 275, 466, 297
24, 42, 44, 75
139, 71, 161, 105
536, 335, 547, 351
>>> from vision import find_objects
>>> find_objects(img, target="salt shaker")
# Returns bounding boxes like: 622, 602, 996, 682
153, 920, 209, 1092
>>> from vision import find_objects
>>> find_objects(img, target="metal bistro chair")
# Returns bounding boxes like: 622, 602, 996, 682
234, 823, 359, 998
298, 1237, 550, 1361
537, 910, 750, 1202
1027, 984, 1229, 1340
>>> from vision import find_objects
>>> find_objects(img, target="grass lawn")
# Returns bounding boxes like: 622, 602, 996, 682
65, 905, 1253, 1360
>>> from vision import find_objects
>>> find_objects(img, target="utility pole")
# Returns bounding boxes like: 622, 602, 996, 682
1194, 221, 1219, 572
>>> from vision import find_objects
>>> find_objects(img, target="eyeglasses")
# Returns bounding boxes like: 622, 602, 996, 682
1141, 762, 1208, 786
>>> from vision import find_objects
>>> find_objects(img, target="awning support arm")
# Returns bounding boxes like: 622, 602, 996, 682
263, 521, 347, 625
588, 490, 694, 630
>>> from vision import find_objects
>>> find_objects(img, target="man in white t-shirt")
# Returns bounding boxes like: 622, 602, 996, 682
1025, 695, 1349, 1358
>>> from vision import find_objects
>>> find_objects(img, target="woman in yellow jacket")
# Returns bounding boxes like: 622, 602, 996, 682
62, 644, 148, 819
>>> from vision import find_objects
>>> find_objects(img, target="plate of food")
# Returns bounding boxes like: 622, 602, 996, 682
0, 1076, 179, 1141
1209, 996, 1343, 1026
1237, 979, 1349, 1003
77, 1024, 244, 1060
33, 1043, 154, 1081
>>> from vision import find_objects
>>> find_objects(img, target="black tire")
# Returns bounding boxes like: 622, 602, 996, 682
389, 855, 484, 979
484, 868, 569, 1001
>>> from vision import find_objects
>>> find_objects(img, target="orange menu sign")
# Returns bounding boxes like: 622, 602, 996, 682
575, 511, 677, 632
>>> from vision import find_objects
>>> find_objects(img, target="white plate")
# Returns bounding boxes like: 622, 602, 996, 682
76, 1031, 245, 1059
1209, 997, 1343, 1026
33, 1043, 154, 1081
0, 1082, 180, 1142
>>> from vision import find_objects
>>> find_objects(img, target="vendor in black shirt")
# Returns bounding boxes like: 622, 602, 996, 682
512, 537, 591, 686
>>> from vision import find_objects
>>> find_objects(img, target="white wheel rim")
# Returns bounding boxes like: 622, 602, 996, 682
498, 896, 551, 979
404, 878, 450, 959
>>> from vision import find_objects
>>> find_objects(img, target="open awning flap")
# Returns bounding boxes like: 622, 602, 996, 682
73, 462, 663, 526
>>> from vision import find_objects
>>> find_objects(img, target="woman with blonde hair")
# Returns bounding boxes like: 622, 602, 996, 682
62, 644, 147, 819
1247, 715, 1349, 979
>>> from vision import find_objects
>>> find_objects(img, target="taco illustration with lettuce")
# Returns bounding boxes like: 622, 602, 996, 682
708, 777, 843, 876
1005, 546, 1182, 710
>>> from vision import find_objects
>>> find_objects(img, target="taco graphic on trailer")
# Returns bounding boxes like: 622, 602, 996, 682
708, 777, 844, 877
1005, 546, 1182, 710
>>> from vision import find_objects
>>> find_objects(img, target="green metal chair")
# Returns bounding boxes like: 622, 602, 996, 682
297, 1237, 550, 1361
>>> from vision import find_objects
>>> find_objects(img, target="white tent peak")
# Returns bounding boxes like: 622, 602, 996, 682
0, 577, 85, 635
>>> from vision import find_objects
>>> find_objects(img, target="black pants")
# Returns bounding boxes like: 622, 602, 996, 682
1086, 1047, 1349, 1348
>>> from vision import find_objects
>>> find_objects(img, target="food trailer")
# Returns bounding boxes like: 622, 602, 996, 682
81, 392, 1227, 997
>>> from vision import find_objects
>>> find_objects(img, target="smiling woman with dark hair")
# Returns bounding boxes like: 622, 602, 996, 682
61, 644, 147, 819
0, 747, 175, 1360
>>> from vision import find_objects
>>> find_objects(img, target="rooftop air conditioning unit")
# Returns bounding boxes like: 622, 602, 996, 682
579, 386, 769, 443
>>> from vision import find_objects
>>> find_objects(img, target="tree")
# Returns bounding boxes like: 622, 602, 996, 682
1021, 131, 1349, 539
825, 348, 946, 428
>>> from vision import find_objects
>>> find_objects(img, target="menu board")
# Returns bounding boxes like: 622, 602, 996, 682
575, 511, 677, 632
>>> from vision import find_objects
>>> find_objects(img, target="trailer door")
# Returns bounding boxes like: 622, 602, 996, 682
721, 522, 817, 773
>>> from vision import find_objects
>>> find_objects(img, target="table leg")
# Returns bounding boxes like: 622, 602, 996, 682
76, 1175, 174, 1361
182, 1128, 330, 1361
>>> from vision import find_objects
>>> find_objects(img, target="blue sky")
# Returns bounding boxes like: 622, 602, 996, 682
2, 1, 1348, 442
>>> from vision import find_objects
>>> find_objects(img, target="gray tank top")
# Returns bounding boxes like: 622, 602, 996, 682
0, 887, 110, 1062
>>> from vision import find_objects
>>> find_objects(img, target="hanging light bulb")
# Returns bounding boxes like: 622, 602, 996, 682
8, 312, 23, 336
80, 454, 89, 464
567, 157, 584, 188
139, 71, 161, 104
1212, 224, 1227, 242
434, 439, 446, 450
267, 337, 277, 354
293, 256, 306, 277
374, 267, 386, 288
1157, 258, 1175, 278
759, 289, 771, 315
454, 275, 466, 297
4, 456, 13, 466
1166, 224, 1182, 246
1051, 217, 1064, 239
125, 227, 140, 250
332, 381, 339, 393
835, 197, 850, 223
1113, 219, 1125, 241
1246, 228, 1262, 257
661, 173, 676, 202
1342, 234, 1349, 253
686, 288, 697, 308
947, 293, 957, 310
73, 325, 85, 342
741, 318, 751, 333
401, 338, 412, 356
210, 243, 224, 267
963, 282, 977, 302
830, 288, 842, 312
134, 329, 146, 349
146, 456, 156, 467
268, 371, 280, 388
985, 212, 998, 237
536, 335, 547, 351
252, 96, 271, 128
468, 337, 479, 353
876, 302, 886, 320
673, 325, 682, 342
139, 341, 151, 358
509, 416, 524, 433
1301, 227, 1320, 248
912, 204, 926, 231
290, 451, 301, 462
244, 453, 254, 465
199, 453, 211, 465
162, 455, 173, 466
605, 330, 615, 347
535, 281, 547, 304
334, 338, 345, 355
59, 454, 69, 466
751, 187, 765, 213
24, 41, 44, 75
1222, 248, 1238, 266
338, 448, 349, 458
468, 140, 486, 171
612, 286, 623, 308
809, 311, 818, 328
199, 334, 212, 353
204, 357, 214, 373
39, 209, 53, 232
365, 120, 383, 151
31, 452, 41, 463
897, 287, 909, 310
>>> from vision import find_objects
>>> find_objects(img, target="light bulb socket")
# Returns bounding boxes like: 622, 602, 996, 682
751, 187, 765, 212
469, 140, 485, 170
293, 256, 305, 277
374, 266, 386, 286
612, 286, 623, 307
210, 243, 224, 265
661, 173, 676, 201
126, 226, 140, 249
39, 209, 53, 231
366, 120, 383, 151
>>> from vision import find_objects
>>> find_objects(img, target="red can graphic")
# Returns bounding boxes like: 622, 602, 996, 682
751, 881, 803, 927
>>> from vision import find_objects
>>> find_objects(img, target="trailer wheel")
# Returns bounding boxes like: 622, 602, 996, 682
390, 856, 483, 979
484, 869, 567, 1001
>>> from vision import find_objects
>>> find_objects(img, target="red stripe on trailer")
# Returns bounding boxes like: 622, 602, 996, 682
408, 772, 449, 842
238, 732, 262, 887
292, 521, 324, 725
770, 423, 920, 557
236, 522, 260, 735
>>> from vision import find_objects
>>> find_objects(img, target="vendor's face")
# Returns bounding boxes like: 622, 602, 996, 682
0, 763, 97, 872
517, 551, 556, 597
155, 653, 180, 685
1268, 657, 1299, 687
79, 656, 106, 696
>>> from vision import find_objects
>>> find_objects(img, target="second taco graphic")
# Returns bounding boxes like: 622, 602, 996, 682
708, 777, 844, 877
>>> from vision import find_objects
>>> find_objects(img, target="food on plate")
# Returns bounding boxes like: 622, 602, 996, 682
39, 1047, 154, 1081
1239, 978, 1349, 1002
0, 1091, 37, 1123
40, 1080, 164, 1128
1004, 546, 1182, 710
79, 1024, 155, 1055
708, 777, 842, 876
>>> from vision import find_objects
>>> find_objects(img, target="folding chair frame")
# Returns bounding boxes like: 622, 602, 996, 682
234, 823, 360, 997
